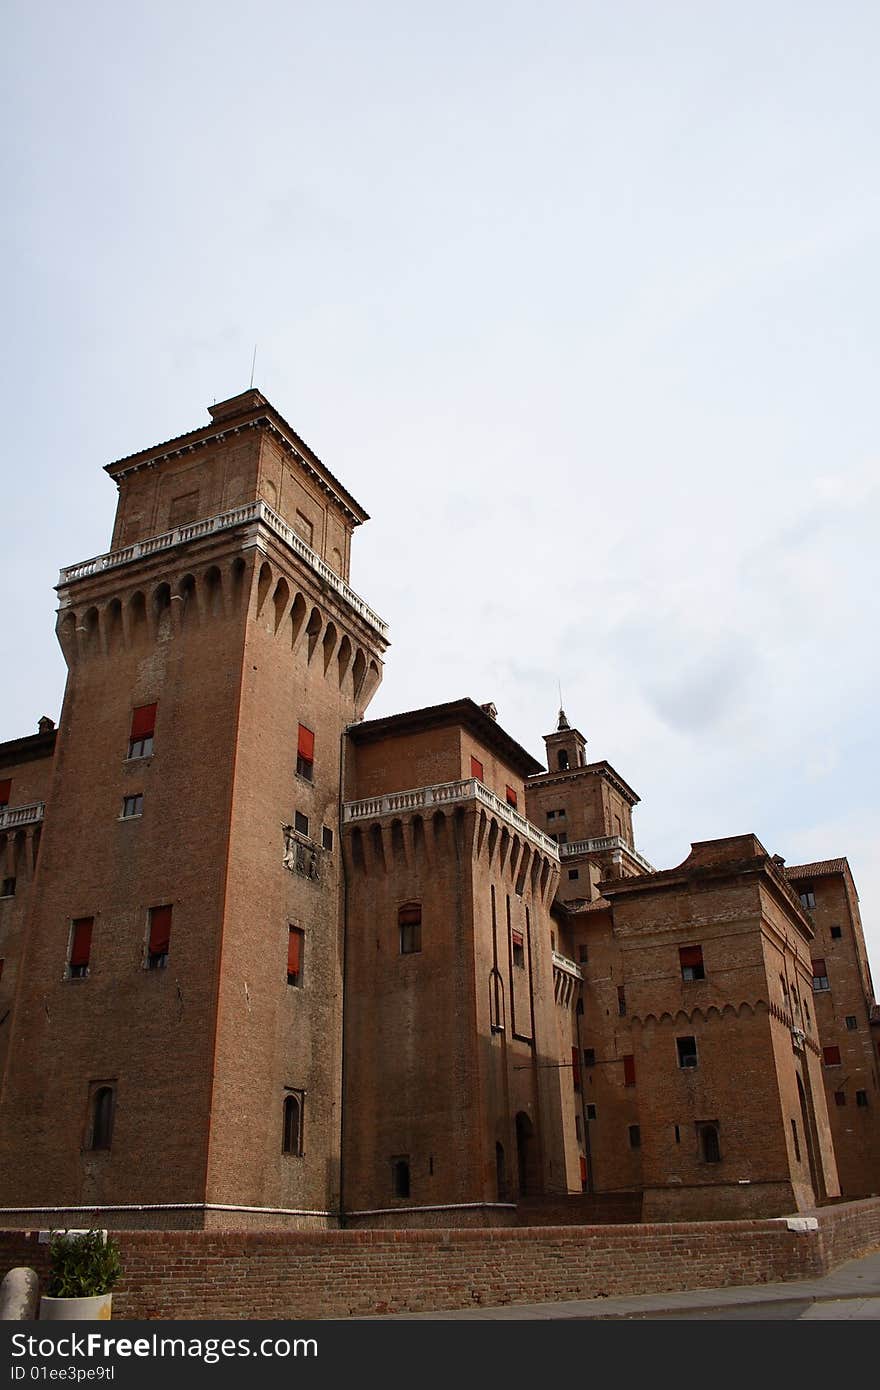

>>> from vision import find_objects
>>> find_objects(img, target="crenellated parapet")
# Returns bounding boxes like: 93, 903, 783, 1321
54, 503, 386, 707
342, 778, 559, 905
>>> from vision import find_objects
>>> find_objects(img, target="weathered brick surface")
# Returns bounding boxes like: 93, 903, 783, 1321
2, 1199, 877, 1320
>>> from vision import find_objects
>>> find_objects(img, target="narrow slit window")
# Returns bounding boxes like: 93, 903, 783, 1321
511, 928, 525, 969
68, 917, 93, 979
623, 1054, 636, 1087
282, 1092, 303, 1154
617, 985, 626, 1017
287, 925, 304, 986
296, 724, 315, 781
572, 1047, 581, 1091
90, 1085, 115, 1150
399, 902, 422, 955
628, 1124, 641, 1149
147, 904, 172, 969
392, 1157, 410, 1198
128, 703, 157, 759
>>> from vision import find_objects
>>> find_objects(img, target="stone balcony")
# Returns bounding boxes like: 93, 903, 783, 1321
560, 835, 655, 874
57, 500, 389, 640
552, 950, 582, 1007
343, 778, 560, 860
0, 802, 45, 832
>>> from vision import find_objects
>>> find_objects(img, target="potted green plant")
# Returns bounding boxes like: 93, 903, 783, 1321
40, 1229, 122, 1321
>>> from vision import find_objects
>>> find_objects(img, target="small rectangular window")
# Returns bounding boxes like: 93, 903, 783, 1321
470, 756, 484, 781
834, 1090, 846, 1107
0, 877, 15, 898
0, 779, 11, 808
321, 825, 334, 851
505, 786, 518, 809
677, 1035, 698, 1068
121, 793, 143, 819
147, 904, 172, 969
823, 1045, 842, 1066
296, 724, 315, 781
585, 1104, 597, 1120
830, 925, 842, 940
511, 928, 525, 968
399, 902, 422, 954
287, 926, 304, 987
811, 958, 830, 991
568, 869, 579, 881
0, 958, 4, 980
845, 1015, 858, 1031
583, 1048, 596, 1067
68, 917, 93, 979
628, 1124, 641, 1149
575, 1114, 582, 1141
623, 1054, 636, 1087
856, 1090, 869, 1108
578, 944, 589, 963
674, 1124, 681, 1143
128, 703, 157, 759
294, 810, 309, 837
679, 944, 705, 981
799, 889, 816, 910
617, 985, 626, 1017
546, 810, 556, 821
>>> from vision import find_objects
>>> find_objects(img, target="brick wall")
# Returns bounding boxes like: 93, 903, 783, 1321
3, 1198, 878, 1320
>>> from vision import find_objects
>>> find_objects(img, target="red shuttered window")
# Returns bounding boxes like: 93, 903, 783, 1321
147, 905, 172, 968
128, 704, 157, 758
823, 1046, 841, 1066
69, 917, 93, 978
470, 756, 484, 781
812, 958, 830, 990
0, 780, 11, 808
296, 724, 315, 780
288, 926, 304, 986
679, 944, 705, 981
505, 786, 518, 808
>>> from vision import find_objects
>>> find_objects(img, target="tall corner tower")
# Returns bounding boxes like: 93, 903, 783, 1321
0, 389, 388, 1229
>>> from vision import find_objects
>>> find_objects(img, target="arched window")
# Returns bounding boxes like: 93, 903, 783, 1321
282, 1092, 303, 1155
90, 1086, 114, 1150
557, 749, 569, 770
392, 1157, 410, 1198
398, 903, 422, 954
699, 1123, 721, 1164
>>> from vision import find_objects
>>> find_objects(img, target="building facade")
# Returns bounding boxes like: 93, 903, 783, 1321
0, 391, 877, 1228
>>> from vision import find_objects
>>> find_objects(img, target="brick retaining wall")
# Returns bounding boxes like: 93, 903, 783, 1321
2, 1198, 878, 1319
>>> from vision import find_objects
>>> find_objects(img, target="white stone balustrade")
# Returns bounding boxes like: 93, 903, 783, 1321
552, 950, 582, 980
343, 778, 560, 859
560, 835, 655, 873
57, 500, 390, 640
0, 802, 45, 831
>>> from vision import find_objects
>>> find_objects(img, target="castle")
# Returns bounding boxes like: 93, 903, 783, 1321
0, 389, 877, 1230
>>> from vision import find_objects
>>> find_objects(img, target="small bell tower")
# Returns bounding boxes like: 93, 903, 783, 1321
542, 707, 588, 773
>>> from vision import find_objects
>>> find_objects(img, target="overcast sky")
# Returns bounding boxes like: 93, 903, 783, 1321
3, 2, 879, 967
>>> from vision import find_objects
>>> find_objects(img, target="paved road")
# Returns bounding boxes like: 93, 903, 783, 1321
366, 1248, 880, 1320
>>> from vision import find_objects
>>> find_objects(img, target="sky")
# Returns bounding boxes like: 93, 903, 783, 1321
2, 2, 879, 966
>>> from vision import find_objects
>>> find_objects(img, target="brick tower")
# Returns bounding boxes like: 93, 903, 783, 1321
0, 390, 387, 1228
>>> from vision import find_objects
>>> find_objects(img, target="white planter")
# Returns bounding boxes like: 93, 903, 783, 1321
40, 1293, 113, 1320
